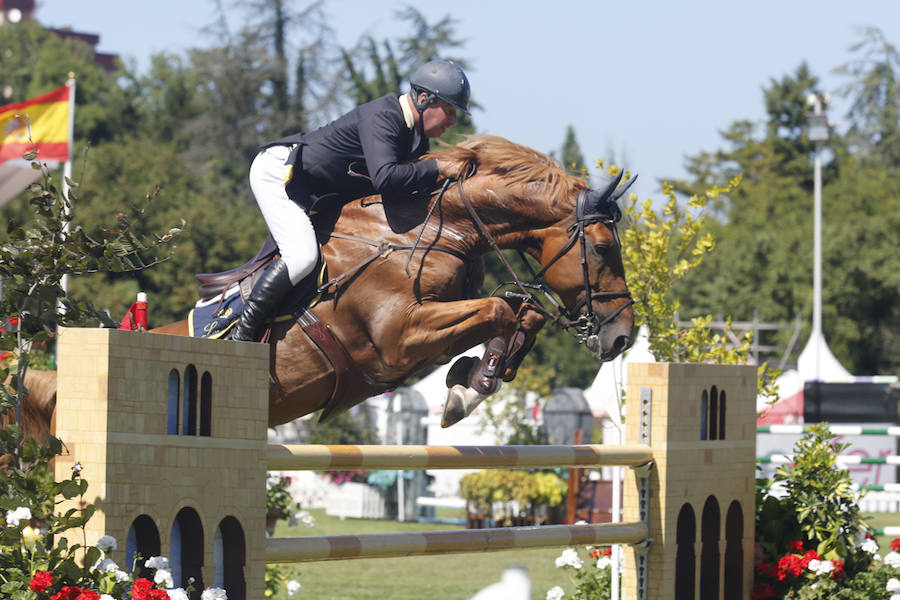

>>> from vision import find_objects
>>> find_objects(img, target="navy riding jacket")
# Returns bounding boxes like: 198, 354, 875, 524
265, 94, 439, 211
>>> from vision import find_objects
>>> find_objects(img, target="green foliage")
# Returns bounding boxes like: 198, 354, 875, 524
478, 364, 552, 445
673, 31, 900, 374
620, 173, 780, 400
773, 424, 867, 558
753, 425, 892, 598
303, 410, 378, 445
560, 125, 587, 179
458, 469, 566, 524
549, 547, 613, 600
0, 154, 183, 599
266, 475, 297, 517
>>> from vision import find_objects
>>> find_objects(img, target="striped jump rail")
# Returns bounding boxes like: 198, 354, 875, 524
758, 455, 900, 465
266, 521, 649, 563
872, 527, 900, 537
758, 425, 900, 436
267, 443, 655, 471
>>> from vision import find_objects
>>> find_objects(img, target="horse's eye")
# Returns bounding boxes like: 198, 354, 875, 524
592, 243, 611, 256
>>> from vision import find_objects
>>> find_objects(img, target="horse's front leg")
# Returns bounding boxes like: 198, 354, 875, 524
377, 296, 520, 371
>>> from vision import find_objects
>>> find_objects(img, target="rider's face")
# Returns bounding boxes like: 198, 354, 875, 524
420, 96, 457, 138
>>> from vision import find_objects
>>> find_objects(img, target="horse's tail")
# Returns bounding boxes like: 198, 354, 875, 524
1, 369, 57, 445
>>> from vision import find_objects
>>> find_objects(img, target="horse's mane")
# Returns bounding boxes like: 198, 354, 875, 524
427, 135, 587, 205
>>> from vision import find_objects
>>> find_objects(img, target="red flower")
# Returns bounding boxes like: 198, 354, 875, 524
30, 571, 53, 593
799, 549, 821, 569
75, 591, 101, 600
599, 547, 612, 556
891, 538, 900, 552
830, 559, 845, 579
752, 582, 776, 600
777, 554, 803, 580
788, 540, 804, 552
148, 590, 170, 600
590, 549, 599, 559
51, 587, 83, 600
132, 578, 154, 600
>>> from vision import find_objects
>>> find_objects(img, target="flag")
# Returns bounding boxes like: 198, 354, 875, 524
0, 85, 71, 164
0, 83, 73, 208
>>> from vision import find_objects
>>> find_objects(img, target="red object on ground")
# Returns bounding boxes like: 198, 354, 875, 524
118, 292, 148, 331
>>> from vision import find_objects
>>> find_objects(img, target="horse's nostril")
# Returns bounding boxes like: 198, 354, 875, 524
613, 335, 631, 354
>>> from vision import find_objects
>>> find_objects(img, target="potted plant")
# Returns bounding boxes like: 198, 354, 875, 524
266, 476, 296, 536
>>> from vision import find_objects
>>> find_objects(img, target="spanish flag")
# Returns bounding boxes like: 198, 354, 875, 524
0, 85, 71, 164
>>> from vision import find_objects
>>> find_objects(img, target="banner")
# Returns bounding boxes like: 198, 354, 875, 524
0, 85, 71, 164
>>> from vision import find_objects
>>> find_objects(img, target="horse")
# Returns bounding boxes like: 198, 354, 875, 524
12, 134, 635, 441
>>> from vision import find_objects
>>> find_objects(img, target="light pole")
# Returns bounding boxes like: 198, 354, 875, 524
805, 92, 829, 380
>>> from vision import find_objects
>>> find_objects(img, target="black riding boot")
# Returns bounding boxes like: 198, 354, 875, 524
230, 260, 293, 342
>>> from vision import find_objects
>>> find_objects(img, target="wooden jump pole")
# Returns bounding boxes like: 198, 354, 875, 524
266, 443, 654, 471
266, 521, 649, 563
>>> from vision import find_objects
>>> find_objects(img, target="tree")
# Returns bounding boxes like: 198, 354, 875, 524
672, 36, 900, 374
560, 125, 587, 178
834, 26, 900, 166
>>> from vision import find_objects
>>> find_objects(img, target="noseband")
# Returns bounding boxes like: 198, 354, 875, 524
456, 173, 636, 345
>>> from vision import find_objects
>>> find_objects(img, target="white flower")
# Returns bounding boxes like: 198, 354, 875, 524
114, 569, 130, 582
546, 586, 565, 600
290, 510, 315, 528
145, 556, 171, 570
808, 559, 834, 575
95, 558, 119, 573
554, 547, 583, 569
597, 556, 612, 569
167, 589, 190, 600
886, 552, 900, 569
6, 506, 31, 526
96, 535, 117, 552
200, 587, 228, 600
861, 538, 880, 554
100, 595, 115, 600
888, 578, 900, 592
891, 595, 900, 600
72, 461, 83, 475
154, 568, 174, 589
287, 580, 302, 595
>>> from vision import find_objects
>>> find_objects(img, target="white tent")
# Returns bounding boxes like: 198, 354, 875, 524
583, 325, 655, 423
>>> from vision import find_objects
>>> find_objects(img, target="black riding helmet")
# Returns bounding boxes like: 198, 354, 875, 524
409, 59, 471, 115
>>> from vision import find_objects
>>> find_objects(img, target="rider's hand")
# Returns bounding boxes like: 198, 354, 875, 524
437, 158, 461, 180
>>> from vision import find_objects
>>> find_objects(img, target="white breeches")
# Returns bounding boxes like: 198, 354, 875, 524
249, 145, 319, 285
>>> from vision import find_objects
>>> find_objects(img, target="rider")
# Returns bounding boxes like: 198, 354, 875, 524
230, 59, 471, 342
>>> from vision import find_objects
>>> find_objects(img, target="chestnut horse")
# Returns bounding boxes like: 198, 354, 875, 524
16, 135, 634, 440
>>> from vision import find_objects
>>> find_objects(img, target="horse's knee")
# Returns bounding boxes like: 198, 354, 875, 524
484, 298, 517, 334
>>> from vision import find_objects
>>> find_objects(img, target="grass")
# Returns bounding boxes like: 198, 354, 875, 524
268, 509, 584, 599
863, 511, 900, 552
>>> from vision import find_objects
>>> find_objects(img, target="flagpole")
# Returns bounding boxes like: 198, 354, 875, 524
59, 74, 75, 301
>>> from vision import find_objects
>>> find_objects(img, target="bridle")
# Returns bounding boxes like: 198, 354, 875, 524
457, 171, 637, 346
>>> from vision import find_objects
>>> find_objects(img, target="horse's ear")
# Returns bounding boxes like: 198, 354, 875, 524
610, 174, 638, 203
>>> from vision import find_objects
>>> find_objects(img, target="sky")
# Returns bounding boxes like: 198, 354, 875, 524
34, 0, 900, 199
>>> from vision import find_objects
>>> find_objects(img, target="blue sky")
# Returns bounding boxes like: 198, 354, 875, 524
36, 1, 900, 199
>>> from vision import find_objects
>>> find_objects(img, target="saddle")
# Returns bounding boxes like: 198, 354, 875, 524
194, 234, 320, 311
193, 236, 391, 423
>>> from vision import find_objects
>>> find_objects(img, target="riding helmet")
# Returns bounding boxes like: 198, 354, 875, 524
409, 59, 471, 114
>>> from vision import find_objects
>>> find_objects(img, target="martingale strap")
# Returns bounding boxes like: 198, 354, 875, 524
294, 307, 396, 423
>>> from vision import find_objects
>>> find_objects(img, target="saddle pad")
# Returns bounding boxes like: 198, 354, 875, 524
188, 285, 244, 339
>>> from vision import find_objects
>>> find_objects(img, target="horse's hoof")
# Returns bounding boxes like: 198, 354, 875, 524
441, 384, 468, 428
